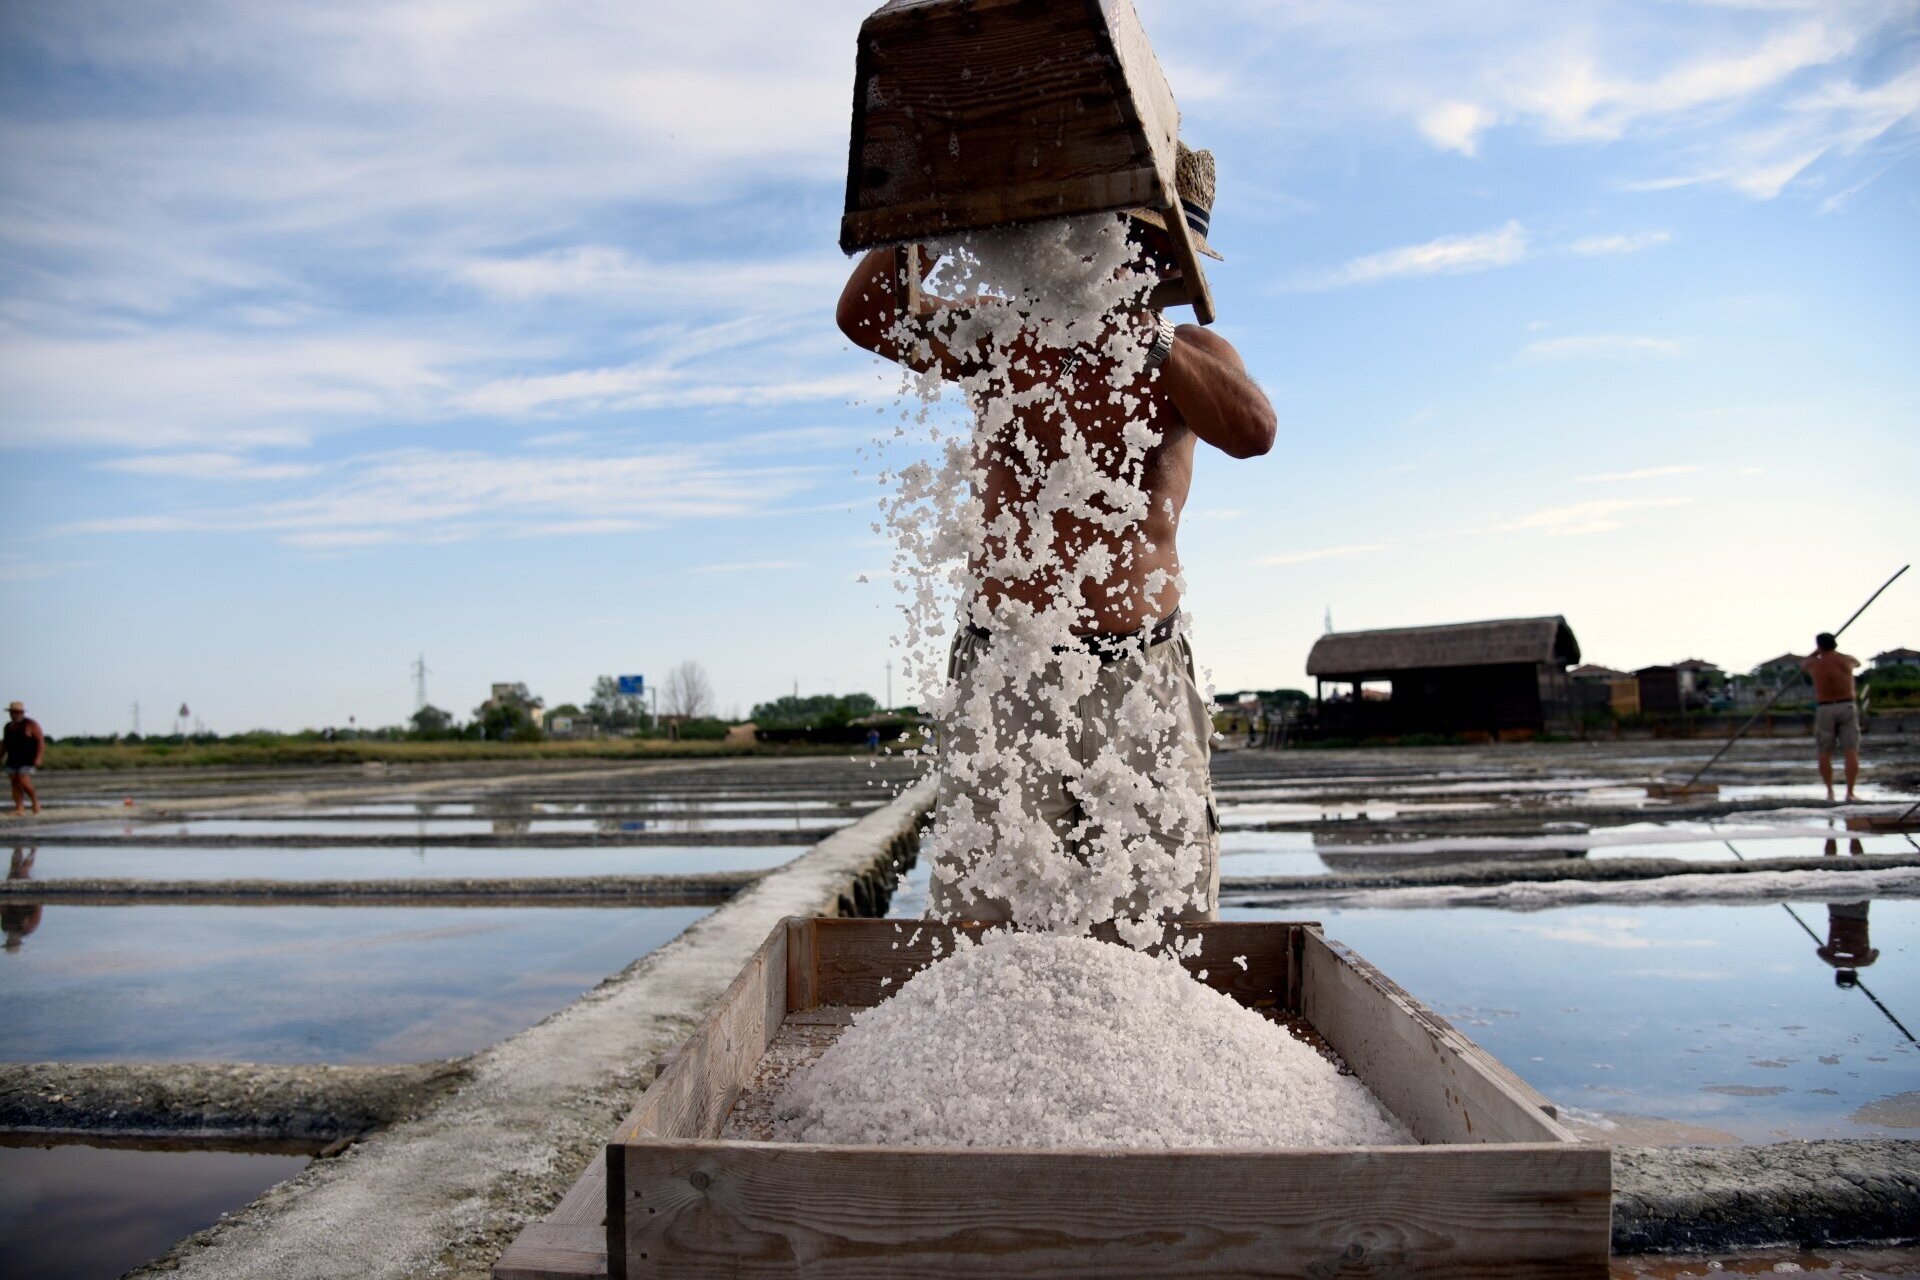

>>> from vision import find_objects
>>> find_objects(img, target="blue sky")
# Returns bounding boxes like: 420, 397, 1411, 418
3, 0, 1917, 734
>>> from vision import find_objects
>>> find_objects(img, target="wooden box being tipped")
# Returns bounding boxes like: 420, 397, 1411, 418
841, 0, 1216, 324
496, 917, 1610, 1279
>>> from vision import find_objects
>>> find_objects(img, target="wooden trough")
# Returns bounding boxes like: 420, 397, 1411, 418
841, 0, 1216, 324
497, 917, 1610, 1278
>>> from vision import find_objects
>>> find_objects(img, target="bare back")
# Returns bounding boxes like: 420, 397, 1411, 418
1803, 651, 1858, 702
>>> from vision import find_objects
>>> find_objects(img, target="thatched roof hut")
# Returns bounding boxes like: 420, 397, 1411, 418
1306, 616, 1582, 739
1306, 616, 1580, 679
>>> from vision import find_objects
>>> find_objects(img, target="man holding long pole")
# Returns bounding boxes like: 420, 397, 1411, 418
1802, 634, 1862, 803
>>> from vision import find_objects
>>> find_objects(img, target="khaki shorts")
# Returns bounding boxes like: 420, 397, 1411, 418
929, 623, 1219, 925
1815, 701, 1860, 754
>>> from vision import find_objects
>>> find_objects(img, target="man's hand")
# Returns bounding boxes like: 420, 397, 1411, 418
836, 247, 985, 380
1159, 324, 1276, 459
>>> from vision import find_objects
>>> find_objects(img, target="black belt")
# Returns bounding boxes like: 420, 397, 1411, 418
967, 609, 1181, 661
1818, 699, 1855, 706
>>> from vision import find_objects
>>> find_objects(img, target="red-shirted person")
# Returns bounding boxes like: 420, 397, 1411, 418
1800, 634, 1860, 803
4, 701, 45, 816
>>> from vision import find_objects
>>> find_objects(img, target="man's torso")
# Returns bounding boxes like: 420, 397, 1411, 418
1805, 653, 1857, 703
970, 332, 1193, 635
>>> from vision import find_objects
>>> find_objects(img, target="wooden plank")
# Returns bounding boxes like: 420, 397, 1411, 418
1095, 0, 1214, 323
1300, 932, 1578, 1145
617, 1140, 1611, 1278
783, 916, 818, 1014
493, 1222, 606, 1280
604, 924, 788, 1279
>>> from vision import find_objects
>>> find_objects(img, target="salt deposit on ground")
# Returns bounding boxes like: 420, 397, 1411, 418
1245, 866, 1920, 911
775, 932, 1409, 1149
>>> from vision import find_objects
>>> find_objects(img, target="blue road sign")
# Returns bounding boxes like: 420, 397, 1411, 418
616, 675, 645, 696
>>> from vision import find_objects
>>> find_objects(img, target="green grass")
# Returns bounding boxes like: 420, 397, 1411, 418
42, 738, 863, 772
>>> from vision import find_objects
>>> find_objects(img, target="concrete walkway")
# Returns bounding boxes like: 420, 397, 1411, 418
127, 778, 932, 1280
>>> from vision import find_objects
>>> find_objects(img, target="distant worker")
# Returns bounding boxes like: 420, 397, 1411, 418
4, 701, 45, 817
1800, 634, 1860, 803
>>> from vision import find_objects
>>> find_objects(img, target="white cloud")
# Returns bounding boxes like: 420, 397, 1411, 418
1418, 100, 1497, 155
1568, 231, 1672, 255
55, 445, 829, 548
1492, 497, 1692, 537
1577, 465, 1702, 483
689, 560, 807, 574
1518, 334, 1683, 360
1287, 221, 1528, 290
1255, 543, 1390, 566
96, 452, 317, 481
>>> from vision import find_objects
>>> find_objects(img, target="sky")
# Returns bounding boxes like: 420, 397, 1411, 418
2, 0, 1917, 734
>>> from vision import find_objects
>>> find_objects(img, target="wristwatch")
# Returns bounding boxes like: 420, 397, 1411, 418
1142, 313, 1177, 372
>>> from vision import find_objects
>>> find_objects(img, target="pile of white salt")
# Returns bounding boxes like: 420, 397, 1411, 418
774, 932, 1410, 1149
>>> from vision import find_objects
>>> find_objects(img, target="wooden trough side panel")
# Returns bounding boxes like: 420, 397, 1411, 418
1301, 933, 1579, 1146
802, 918, 1294, 1011
1094, 0, 1215, 324
493, 1222, 606, 1280
617, 1140, 1611, 1279
606, 925, 789, 1280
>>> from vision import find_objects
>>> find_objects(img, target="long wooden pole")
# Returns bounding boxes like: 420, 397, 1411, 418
1667, 564, 1910, 792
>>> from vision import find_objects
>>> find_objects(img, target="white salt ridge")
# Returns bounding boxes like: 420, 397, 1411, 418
775, 933, 1410, 1150
1240, 866, 1920, 911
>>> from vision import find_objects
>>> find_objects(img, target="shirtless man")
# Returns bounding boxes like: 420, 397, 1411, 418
1801, 634, 1861, 802
835, 146, 1276, 924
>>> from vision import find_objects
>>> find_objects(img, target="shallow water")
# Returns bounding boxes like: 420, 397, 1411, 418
0, 903, 707, 1062
296, 798, 876, 816
0, 1141, 308, 1280
1224, 898, 1920, 1144
3, 843, 803, 880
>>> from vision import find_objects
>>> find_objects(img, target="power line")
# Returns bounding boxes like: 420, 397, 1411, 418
412, 654, 431, 712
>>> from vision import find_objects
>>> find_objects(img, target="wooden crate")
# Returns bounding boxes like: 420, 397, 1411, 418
841, 0, 1216, 324
499, 917, 1610, 1278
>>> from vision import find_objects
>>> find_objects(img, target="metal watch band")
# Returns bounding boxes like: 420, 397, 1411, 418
1143, 314, 1177, 371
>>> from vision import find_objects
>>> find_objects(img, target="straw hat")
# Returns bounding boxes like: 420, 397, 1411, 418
1129, 142, 1224, 261
5, 701, 21, 712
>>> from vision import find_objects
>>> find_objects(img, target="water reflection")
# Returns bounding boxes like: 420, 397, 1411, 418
1220, 897, 1920, 1143
4, 846, 40, 951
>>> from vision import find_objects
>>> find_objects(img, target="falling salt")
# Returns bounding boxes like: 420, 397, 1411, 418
775, 934, 1409, 1149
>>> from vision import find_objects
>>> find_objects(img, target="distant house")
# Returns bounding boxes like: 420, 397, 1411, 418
1753, 652, 1805, 685
1305, 615, 1581, 737
1569, 664, 1629, 682
1635, 659, 1727, 714
1873, 647, 1920, 671
1671, 658, 1727, 691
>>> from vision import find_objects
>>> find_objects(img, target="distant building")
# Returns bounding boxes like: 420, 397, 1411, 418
1753, 652, 1805, 685
1305, 615, 1580, 737
1569, 664, 1629, 682
1873, 647, 1920, 671
484, 681, 546, 729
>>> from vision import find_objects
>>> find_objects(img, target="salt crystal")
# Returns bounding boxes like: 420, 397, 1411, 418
776, 934, 1408, 1150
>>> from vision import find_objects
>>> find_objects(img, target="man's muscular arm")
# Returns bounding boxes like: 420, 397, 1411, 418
836, 247, 982, 381
1160, 324, 1276, 459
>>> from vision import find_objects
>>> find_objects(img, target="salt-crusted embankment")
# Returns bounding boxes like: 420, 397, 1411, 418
0, 1061, 469, 1147
0, 872, 759, 907
1613, 1139, 1920, 1253
126, 777, 932, 1280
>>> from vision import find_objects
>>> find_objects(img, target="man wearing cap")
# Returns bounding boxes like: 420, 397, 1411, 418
1801, 634, 1861, 803
835, 144, 1276, 926
5, 702, 45, 817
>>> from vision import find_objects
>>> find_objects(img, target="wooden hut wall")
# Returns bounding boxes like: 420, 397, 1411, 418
1318, 663, 1547, 736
